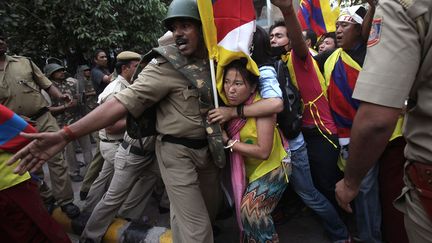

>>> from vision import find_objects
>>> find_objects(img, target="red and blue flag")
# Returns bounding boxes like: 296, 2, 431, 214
297, 0, 340, 36
197, 0, 259, 104
0, 105, 36, 153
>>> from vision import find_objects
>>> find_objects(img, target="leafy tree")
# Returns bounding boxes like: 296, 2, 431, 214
0, 0, 167, 73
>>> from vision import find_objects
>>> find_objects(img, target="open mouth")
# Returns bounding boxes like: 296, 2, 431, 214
175, 38, 188, 50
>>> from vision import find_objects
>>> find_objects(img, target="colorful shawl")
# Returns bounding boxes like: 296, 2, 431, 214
225, 91, 257, 232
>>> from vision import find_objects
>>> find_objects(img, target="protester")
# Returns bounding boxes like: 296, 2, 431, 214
318, 32, 337, 53
269, 0, 352, 241
214, 59, 288, 242
0, 104, 71, 243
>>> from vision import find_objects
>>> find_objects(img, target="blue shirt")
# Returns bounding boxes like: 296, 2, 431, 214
258, 65, 282, 99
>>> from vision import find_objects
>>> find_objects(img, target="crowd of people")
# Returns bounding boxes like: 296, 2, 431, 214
1, 0, 431, 242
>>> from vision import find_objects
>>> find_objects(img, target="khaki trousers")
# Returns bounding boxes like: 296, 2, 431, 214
65, 134, 93, 176
34, 112, 74, 205
83, 141, 119, 212
81, 138, 104, 193
395, 188, 432, 243
81, 144, 160, 242
155, 136, 222, 243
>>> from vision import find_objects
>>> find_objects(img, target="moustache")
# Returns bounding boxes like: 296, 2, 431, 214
175, 38, 187, 46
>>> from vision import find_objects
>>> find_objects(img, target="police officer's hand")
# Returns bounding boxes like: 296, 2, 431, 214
6, 131, 68, 175
335, 178, 359, 213
62, 93, 73, 103
271, 0, 293, 10
208, 107, 236, 124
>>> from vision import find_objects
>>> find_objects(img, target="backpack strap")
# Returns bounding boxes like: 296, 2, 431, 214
153, 45, 226, 168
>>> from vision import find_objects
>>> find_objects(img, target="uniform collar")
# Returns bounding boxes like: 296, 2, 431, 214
5, 55, 20, 63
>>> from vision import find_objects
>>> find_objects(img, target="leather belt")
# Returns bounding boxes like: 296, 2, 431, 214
30, 107, 49, 120
407, 161, 432, 193
121, 141, 148, 156
161, 135, 207, 149
100, 138, 123, 143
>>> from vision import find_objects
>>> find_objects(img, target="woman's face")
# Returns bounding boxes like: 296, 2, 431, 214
223, 67, 255, 106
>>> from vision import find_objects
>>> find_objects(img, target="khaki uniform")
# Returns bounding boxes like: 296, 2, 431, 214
52, 78, 93, 176
81, 134, 161, 242
353, 0, 432, 241
0, 55, 74, 205
83, 75, 129, 212
115, 55, 221, 243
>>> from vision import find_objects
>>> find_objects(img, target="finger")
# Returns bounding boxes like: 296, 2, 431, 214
14, 147, 38, 174
30, 160, 45, 174
19, 132, 43, 140
20, 156, 40, 175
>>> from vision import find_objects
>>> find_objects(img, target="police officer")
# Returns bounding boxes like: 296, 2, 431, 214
0, 32, 80, 218
44, 63, 93, 182
8, 0, 225, 241
83, 51, 141, 213
335, 0, 432, 242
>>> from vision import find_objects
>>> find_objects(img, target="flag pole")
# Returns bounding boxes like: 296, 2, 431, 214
209, 58, 219, 108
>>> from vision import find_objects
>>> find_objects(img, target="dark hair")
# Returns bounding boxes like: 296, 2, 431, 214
319, 32, 337, 48
251, 25, 273, 66
93, 49, 106, 60
223, 58, 259, 88
304, 29, 317, 48
115, 60, 133, 74
269, 20, 286, 36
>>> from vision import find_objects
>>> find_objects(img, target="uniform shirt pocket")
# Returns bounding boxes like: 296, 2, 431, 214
181, 87, 200, 116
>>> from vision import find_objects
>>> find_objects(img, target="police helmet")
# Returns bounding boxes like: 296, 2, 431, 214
162, 0, 200, 31
44, 63, 65, 78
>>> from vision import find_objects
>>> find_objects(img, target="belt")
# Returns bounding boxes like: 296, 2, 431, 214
121, 141, 148, 156
100, 138, 123, 143
30, 107, 49, 120
407, 161, 432, 193
161, 135, 207, 149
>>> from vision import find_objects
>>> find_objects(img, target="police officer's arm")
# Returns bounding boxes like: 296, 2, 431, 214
228, 114, 276, 160
361, 0, 377, 41
335, 102, 400, 212
271, 0, 309, 60
7, 98, 128, 175
208, 98, 283, 124
46, 84, 73, 104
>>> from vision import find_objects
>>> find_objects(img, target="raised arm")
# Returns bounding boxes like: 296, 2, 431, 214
271, 0, 309, 59
361, 0, 377, 41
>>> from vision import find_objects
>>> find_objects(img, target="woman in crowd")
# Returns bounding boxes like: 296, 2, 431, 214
212, 59, 288, 242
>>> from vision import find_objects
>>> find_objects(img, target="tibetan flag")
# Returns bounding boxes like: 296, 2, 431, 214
197, 0, 259, 104
297, 0, 340, 36
324, 48, 361, 139
0, 105, 37, 153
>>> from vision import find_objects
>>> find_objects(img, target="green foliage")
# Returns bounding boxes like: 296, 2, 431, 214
0, 0, 167, 69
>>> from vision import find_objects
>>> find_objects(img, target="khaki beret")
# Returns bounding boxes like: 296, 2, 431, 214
116, 51, 141, 61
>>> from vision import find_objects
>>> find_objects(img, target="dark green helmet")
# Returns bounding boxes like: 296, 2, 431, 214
162, 0, 200, 30
44, 63, 64, 78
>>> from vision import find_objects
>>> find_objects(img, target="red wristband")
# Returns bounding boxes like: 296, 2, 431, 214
62, 125, 77, 142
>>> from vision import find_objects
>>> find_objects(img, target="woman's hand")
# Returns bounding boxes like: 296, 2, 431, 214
208, 107, 236, 124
